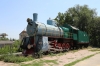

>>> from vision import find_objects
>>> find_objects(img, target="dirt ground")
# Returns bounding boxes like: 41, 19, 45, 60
0, 48, 100, 66
42, 48, 100, 66
0, 61, 17, 66
73, 53, 100, 66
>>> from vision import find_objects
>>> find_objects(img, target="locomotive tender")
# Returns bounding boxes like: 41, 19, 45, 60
20, 13, 89, 57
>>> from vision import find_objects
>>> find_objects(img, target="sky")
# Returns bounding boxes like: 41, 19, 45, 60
0, 0, 100, 39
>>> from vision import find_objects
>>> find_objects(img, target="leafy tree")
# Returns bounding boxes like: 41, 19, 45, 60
90, 17, 100, 47
55, 4, 100, 47
54, 12, 65, 25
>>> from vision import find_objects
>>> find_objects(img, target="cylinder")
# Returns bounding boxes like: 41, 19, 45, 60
33, 13, 38, 22
27, 22, 64, 38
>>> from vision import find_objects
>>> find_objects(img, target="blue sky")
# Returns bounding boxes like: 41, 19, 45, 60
0, 0, 100, 39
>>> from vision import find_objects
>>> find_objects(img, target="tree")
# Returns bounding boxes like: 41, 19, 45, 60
90, 17, 100, 47
54, 12, 65, 25
55, 4, 100, 47
0, 33, 8, 38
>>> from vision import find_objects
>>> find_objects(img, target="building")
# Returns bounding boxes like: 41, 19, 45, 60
19, 30, 28, 40
0, 41, 14, 48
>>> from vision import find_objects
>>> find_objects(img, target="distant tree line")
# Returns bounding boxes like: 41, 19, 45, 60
0, 37, 9, 41
0, 37, 16, 41
54, 5, 100, 47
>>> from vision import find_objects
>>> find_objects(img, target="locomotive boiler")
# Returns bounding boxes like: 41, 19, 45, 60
27, 13, 64, 37
20, 13, 89, 58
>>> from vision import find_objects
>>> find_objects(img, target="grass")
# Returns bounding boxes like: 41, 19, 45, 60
89, 48, 100, 52
64, 52, 99, 66
44, 59, 58, 64
0, 54, 33, 63
71, 50, 79, 53
21, 60, 44, 66
21, 59, 58, 66
49, 52, 57, 56
49, 51, 68, 57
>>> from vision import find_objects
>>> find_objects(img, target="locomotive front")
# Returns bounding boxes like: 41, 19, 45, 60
21, 13, 64, 56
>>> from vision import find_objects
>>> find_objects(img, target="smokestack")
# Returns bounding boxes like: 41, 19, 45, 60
33, 13, 38, 22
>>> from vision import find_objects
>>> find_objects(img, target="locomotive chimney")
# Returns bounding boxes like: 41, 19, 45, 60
33, 13, 38, 22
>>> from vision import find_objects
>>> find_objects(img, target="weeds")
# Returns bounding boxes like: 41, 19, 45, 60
71, 50, 78, 53
21, 59, 58, 66
0, 55, 33, 63
49, 52, 57, 56
89, 48, 100, 52
0, 40, 21, 55
44, 59, 58, 64
21, 61, 44, 66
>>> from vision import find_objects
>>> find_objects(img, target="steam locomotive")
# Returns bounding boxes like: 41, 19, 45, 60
20, 13, 89, 57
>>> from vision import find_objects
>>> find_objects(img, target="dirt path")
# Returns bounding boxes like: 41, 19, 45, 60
0, 48, 100, 66
21, 48, 100, 66
42, 48, 99, 66
0, 61, 18, 66
73, 53, 100, 66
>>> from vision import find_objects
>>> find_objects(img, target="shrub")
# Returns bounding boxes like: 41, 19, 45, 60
0, 54, 7, 60
0, 40, 21, 55
0, 55, 33, 63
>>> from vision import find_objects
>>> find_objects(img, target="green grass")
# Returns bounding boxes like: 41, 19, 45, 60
49, 52, 57, 56
21, 60, 44, 66
0, 54, 33, 63
89, 48, 100, 52
71, 50, 78, 53
64, 53, 99, 66
21, 59, 58, 66
57, 52, 67, 56
44, 59, 58, 64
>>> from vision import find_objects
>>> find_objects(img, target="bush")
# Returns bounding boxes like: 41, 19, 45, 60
0, 55, 7, 60
0, 55, 33, 63
0, 40, 21, 55
0, 46, 11, 54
